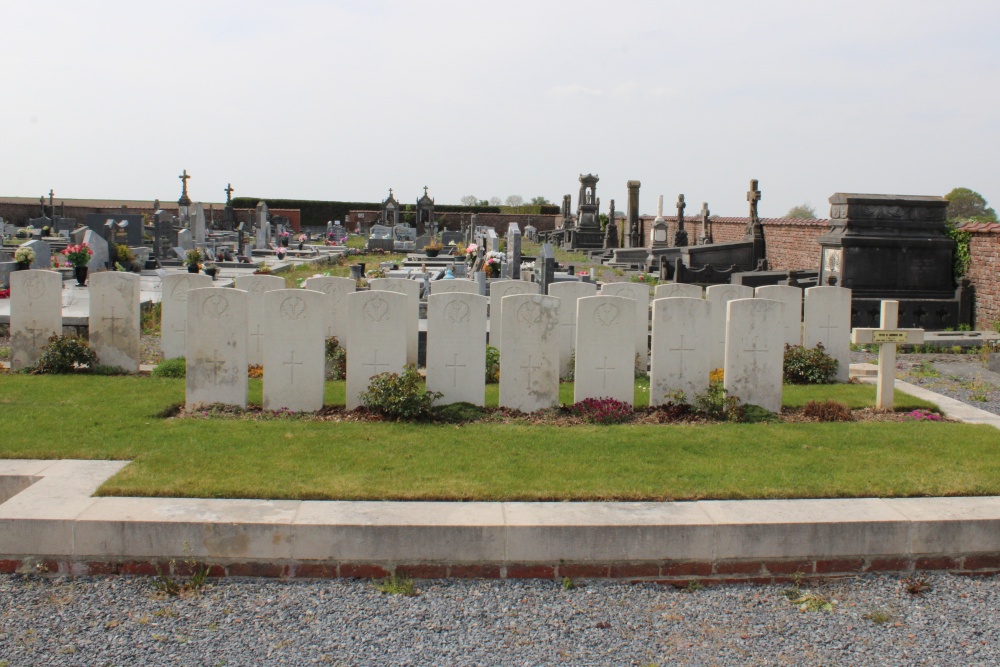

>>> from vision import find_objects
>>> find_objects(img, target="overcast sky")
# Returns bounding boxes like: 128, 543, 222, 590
3, 1, 998, 216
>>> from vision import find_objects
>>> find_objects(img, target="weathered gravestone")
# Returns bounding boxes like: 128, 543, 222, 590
368, 277, 420, 366
426, 292, 488, 406
574, 295, 636, 405
160, 273, 213, 360
345, 290, 408, 410
548, 281, 598, 380
654, 282, 703, 300
21, 240, 51, 270
177, 228, 194, 252
650, 296, 712, 406
489, 280, 540, 351
234, 274, 286, 366
706, 283, 754, 369
499, 294, 561, 412
263, 289, 325, 412
10, 270, 62, 370
755, 285, 803, 349
803, 285, 852, 382
506, 224, 522, 280
82, 230, 109, 272
304, 276, 356, 342
186, 287, 248, 409
600, 281, 651, 370
89, 271, 140, 372
429, 279, 480, 295
724, 298, 785, 413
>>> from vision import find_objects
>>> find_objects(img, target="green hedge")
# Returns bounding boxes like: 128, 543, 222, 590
498, 204, 562, 215
231, 198, 505, 228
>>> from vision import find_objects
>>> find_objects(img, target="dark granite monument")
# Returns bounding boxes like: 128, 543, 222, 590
563, 174, 604, 249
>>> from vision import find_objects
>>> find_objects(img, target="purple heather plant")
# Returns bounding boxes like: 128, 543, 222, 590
569, 397, 634, 425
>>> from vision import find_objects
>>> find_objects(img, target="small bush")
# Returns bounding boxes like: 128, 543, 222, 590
569, 397, 634, 425
152, 357, 186, 378
325, 337, 347, 380
92, 365, 130, 376
485, 345, 500, 383
373, 574, 416, 597
783, 343, 838, 384
694, 381, 738, 420
32, 334, 98, 374
803, 400, 854, 422
360, 365, 442, 420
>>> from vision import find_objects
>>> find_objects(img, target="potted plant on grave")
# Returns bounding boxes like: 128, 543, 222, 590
41, 226, 51, 238
279, 230, 290, 247
13, 245, 35, 270
483, 250, 504, 277
465, 243, 478, 267
61, 243, 94, 286
202, 260, 218, 280
185, 249, 202, 273
424, 238, 443, 257
296, 234, 307, 251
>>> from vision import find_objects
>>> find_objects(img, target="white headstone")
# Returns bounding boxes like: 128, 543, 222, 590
499, 294, 560, 412
304, 275, 356, 343
234, 274, 285, 366
88, 271, 140, 372
82, 229, 108, 271
186, 287, 249, 409
263, 289, 325, 412
705, 284, 754, 369
654, 282, 703, 300
649, 297, 712, 406
426, 292, 488, 406
368, 277, 420, 365
177, 228, 194, 252
190, 203, 207, 244
9, 270, 62, 370
573, 295, 636, 405
488, 279, 539, 352
345, 290, 408, 410
599, 282, 651, 370
724, 298, 785, 413
755, 285, 803, 349
548, 282, 598, 380
160, 273, 213, 360
429, 279, 479, 295
803, 285, 852, 382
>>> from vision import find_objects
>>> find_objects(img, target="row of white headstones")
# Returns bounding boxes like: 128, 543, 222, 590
8, 271, 861, 414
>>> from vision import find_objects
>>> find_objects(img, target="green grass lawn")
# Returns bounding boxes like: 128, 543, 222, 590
1, 374, 996, 502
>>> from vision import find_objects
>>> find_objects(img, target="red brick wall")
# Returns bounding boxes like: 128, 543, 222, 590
965, 227, 1000, 327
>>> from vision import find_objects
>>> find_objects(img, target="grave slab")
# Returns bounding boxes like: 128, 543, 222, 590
654, 282, 703, 300
723, 298, 785, 413
489, 280, 539, 351
755, 285, 803, 349
304, 275, 356, 343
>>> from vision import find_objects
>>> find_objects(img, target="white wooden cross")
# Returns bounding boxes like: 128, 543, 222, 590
851, 300, 924, 410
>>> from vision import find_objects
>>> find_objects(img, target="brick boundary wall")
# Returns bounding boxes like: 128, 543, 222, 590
962, 223, 1000, 328
3, 554, 998, 584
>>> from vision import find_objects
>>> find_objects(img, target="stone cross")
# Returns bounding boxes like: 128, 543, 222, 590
674, 194, 688, 247
225, 183, 234, 204
179, 169, 191, 196
851, 300, 925, 410
700, 202, 711, 244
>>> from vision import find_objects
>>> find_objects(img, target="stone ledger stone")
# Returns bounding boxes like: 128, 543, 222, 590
650, 296, 712, 406
654, 282, 703, 300
186, 287, 248, 409
599, 282, 651, 370
263, 289, 325, 412
10, 270, 61, 370
88, 271, 140, 373
489, 280, 540, 351
803, 285, 852, 382
573, 295, 636, 405
755, 285, 803, 349
368, 278, 420, 366
234, 274, 285, 366
706, 284, 754, 369
724, 298, 785, 413
304, 276, 356, 343
160, 273, 213, 360
426, 293, 488, 406
345, 291, 408, 410
548, 282, 598, 380
429, 279, 480, 295
499, 294, 560, 413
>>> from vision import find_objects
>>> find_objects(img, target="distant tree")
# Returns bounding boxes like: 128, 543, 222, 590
505, 195, 524, 206
460, 195, 479, 207
786, 204, 816, 219
488, 197, 502, 206
478, 199, 489, 207
530, 196, 551, 206
944, 187, 997, 221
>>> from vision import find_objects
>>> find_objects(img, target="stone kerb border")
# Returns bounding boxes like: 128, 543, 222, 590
3, 460, 1000, 584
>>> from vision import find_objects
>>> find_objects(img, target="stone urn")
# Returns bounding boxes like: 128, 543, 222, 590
187, 264, 200, 273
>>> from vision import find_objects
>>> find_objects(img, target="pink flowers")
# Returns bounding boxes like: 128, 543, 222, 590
0, 288, 10, 299
908, 409, 942, 421
61, 243, 93, 268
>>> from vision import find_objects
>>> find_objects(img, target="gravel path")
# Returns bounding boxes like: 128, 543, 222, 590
2, 573, 998, 666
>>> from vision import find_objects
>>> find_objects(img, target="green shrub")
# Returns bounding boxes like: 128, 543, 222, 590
325, 337, 347, 380
485, 345, 500, 383
152, 357, 186, 378
31, 334, 98, 374
360, 365, 442, 420
783, 343, 838, 384
694, 381, 738, 420
92, 365, 130, 376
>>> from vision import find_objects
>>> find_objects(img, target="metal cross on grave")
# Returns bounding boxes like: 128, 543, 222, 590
205, 350, 226, 384
363, 349, 389, 376
447, 353, 466, 387
596, 356, 615, 390
224, 183, 234, 204
851, 300, 924, 410
521, 355, 541, 387
284, 351, 304, 383
103, 307, 124, 344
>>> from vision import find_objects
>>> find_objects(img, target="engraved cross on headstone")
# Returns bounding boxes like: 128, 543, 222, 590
205, 349, 226, 384
363, 350, 389, 375
446, 353, 466, 387
103, 307, 124, 344
596, 356, 615, 390
250, 324, 264, 353
26, 320, 46, 347
284, 351, 303, 383
521, 355, 541, 387
669, 334, 696, 380
818, 314, 840, 342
